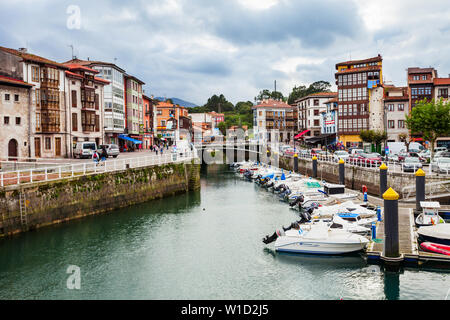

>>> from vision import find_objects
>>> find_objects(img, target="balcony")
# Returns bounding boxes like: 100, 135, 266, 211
41, 123, 60, 133
265, 112, 274, 119
40, 78, 59, 88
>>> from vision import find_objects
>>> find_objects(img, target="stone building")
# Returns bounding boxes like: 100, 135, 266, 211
0, 75, 34, 160
383, 85, 409, 143
0, 46, 69, 158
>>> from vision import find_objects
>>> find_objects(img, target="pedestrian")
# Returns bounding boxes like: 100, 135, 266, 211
92, 150, 100, 166
100, 146, 107, 162
155, 146, 158, 155
160, 146, 164, 154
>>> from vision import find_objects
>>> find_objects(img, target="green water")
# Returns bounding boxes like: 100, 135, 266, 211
0, 165, 450, 300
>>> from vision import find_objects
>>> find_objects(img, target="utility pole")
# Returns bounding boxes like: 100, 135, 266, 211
68, 44, 74, 59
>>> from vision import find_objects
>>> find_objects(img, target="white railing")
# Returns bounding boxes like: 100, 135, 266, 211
0, 152, 196, 187
401, 180, 450, 200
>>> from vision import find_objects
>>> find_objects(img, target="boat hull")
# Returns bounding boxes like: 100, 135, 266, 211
274, 237, 368, 255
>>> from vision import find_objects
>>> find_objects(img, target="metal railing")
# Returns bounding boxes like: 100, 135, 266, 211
0, 152, 196, 188
401, 180, 450, 200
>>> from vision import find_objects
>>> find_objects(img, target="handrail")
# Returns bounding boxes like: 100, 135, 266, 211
0, 151, 196, 188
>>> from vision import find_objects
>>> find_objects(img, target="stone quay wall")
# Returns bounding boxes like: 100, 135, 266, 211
0, 162, 200, 237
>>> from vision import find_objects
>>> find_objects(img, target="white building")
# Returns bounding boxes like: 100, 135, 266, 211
383, 86, 409, 142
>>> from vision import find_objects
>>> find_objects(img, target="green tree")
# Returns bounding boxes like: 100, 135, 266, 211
287, 81, 332, 104
255, 90, 285, 102
203, 94, 234, 112
235, 101, 253, 114
218, 122, 227, 136
406, 98, 450, 159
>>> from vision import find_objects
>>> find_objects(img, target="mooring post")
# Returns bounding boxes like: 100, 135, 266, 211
379, 162, 388, 197
338, 158, 345, 185
415, 168, 425, 212
267, 149, 271, 166
383, 187, 400, 258
294, 153, 298, 173
312, 156, 318, 178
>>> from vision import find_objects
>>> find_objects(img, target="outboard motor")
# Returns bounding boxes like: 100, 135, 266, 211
301, 211, 312, 222
289, 194, 304, 207
262, 229, 285, 244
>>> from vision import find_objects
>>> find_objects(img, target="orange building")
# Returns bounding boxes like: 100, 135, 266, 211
155, 100, 192, 143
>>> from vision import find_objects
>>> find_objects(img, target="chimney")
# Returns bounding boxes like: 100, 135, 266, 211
87, 57, 90, 61
18, 48, 27, 53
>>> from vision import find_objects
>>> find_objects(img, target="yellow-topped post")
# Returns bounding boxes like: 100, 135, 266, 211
415, 168, 425, 212
339, 158, 345, 185
379, 162, 388, 196
293, 153, 298, 173
383, 187, 400, 258
312, 155, 318, 178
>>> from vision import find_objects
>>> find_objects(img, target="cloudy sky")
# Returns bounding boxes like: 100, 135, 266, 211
1, 0, 450, 105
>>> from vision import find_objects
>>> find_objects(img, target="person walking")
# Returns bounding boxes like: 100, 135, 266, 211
100, 146, 108, 162
92, 150, 100, 166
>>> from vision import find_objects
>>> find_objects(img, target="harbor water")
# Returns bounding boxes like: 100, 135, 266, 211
0, 165, 450, 300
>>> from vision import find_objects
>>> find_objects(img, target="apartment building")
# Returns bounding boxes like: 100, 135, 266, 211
383, 85, 409, 142
65, 59, 127, 145
0, 46, 69, 158
156, 100, 192, 143
295, 92, 337, 143
335, 54, 383, 148
143, 94, 157, 148
64, 63, 109, 156
0, 75, 34, 160
124, 74, 145, 144
252, 99, 296, 143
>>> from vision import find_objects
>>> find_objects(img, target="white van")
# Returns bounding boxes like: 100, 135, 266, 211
73, 141, 98, 159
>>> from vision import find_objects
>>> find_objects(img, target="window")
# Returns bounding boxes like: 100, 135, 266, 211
4, 116, 9, 124
398, 120, 405, 128
413, 75, 420, 81
72, 90, 77, 108
72, 113, 78, 131
422, 75, 427, 80
438, 88, 448, 98
5, 93, 10, 101
35, 89, 40, 107
36, 113, 41, 131
314, 109, 319, 116
95, 94, 99, 110
388, 120, 395, 129
314, 120, 320, 126
387, 104, 395, 111
14, 94, 19, 102
32, 66, 40, 82
16, 117, 20, 125
95, 115, 100, 132
313, 99, 319, 106
398, 104, 405, 111
45, 137, 51, 150
161, 120, 166, 126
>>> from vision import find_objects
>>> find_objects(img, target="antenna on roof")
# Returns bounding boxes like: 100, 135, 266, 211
114, 57, 117, 64
68, 44, 75, 60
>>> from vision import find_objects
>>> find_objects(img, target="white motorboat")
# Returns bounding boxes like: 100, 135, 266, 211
274, 224, 369, 255
416, 201, 445, 227
417, 224, 450, 245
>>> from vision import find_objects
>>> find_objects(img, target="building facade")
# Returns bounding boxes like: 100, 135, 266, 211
156, 100, 191, 143
252, 99, 296, 143
63, 63, 109, 156
0, 75, 34, 160
0, 46, 69, 158
383, 86, 409, 143
65, 59, 127, 145
124, 74, 145, 144
335, 55, 383, 148
142, 94, 157, 148
295, 92, 337, 141
321, 97, 338, 136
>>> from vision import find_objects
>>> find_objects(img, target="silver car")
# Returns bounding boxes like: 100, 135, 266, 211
99, 144, 120, 158
431, 157, 450, 174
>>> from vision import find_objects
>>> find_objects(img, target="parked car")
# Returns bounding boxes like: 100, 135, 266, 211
431, 157, 450, 174
402, 157, 422, 172
310, 148, 322, 155
283, 148, 295, 156
73, 141, 98, 159
361, 153, 383, 167
279, 145, 291, 155
434, 147, 448, 153
99, 144, 120, 158
398, 151, 425, 162
349, 148, 365, 156
333, 150, 349, 162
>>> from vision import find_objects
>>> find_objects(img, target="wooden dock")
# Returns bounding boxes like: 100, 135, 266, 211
365, 194, 450, 267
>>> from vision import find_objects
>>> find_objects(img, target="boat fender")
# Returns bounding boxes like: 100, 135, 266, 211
276, 229, 285, 237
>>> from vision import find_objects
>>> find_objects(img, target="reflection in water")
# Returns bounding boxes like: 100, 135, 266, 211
384, 271, 401, 300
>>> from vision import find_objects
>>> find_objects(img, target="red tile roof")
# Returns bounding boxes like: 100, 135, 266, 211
0, 75, 34, 87
336, 55, 382, 68
335, 65, 381, 76
253, 99, 293, 109
407, 67, 436, 75
64, 58, 126, 73
294, 92, 337, 103
64, 63, 99, 74
94, 77, 110, 84
65, 70, 84, 79
434, 78, 450, 86
0, 46, 68, 69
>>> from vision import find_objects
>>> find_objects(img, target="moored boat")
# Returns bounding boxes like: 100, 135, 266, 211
420, 242, 450, 256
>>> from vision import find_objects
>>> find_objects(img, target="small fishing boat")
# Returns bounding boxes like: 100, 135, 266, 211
417, 224, 450, 245
273, 225, 369, 255
416, 202, 445, 227
420, 242, 450, 256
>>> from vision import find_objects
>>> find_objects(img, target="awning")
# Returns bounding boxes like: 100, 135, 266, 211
294, 130, 310, 139
304, 133, 336, 144
118, 134, 143, 144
